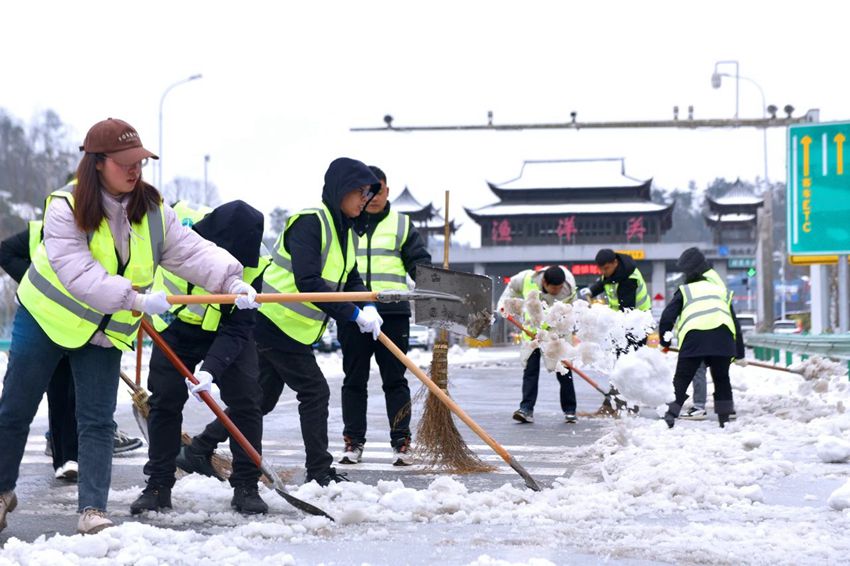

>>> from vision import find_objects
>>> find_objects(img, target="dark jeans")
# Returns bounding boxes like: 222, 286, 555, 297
145, 322, 263, 488
193, 340, 332, 479
339, 315, 411, 446
46, 356, 78, 470
520, 348, 576, 414
0, 307, 120, 512
672, 356, 735, 415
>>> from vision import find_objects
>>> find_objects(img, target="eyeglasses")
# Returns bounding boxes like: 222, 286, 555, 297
107, 157, 149, 170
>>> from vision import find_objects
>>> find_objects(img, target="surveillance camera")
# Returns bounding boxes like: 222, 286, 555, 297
383, 114, 394, 127
767, 104, 778, 119
570, 111, 577, 122
783, 105, 794, 117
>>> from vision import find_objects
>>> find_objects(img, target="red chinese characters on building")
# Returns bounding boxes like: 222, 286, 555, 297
491, 219, 512, 243
555, 215, 578, 243
570, 263, 601, 276
626, 216, 646, 242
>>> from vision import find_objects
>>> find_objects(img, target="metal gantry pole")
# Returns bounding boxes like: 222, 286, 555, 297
157, 74, 202, 190
840, 255, 849, 332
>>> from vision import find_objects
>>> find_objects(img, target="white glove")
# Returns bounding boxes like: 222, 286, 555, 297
354, 305, 383, 340
734, 358, 749, 367
229, 279, 259, 310
186, 370, 214, 402
578, 288, 592, 301
133, 290, 171, 315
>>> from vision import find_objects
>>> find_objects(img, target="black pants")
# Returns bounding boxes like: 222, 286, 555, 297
520, 348, 576, 414
338, 315, 411, 446
46, 356, 78, 470
145, 323, 263, 488
193, 341, 333, 479
671, 356, 735, 415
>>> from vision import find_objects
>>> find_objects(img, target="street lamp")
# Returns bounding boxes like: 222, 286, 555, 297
158, 74, 202, 190
711, 60, 740, 118
203, 154, 210, 196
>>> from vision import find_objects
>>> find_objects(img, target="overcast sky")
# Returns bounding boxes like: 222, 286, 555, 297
3, 0, 847, 244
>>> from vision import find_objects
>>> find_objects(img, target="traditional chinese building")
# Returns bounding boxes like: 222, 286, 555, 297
464, 158, 674, 248
391, 186, 459, 244
703, 179, 763, 248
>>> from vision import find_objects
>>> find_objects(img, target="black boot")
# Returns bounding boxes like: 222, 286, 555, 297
718, 413, 730, 428
231, 485, 268, 515
176, 444, 223, 480
130, 485, 172, 514
664, 402, 682, 429
305, 466, 350, 487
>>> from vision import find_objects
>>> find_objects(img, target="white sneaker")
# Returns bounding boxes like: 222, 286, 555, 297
77, 508, 113, 534
55, 461, 79, 481
680, 407, 707, 421
392, 439, 414, 466
0, 491, 17, 533
339, 437, 364, 464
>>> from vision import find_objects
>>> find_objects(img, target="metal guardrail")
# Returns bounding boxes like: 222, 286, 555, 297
0, 339, 9, 352
745, 332, 850, 372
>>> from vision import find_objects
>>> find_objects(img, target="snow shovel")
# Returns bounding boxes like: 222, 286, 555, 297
377, 331, 543, 492
500, 310, 628, 417
138, 319, 334, 521
413, 265, 494, 339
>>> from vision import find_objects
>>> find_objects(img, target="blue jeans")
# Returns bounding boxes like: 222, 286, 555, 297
691, 362, 707, 409
0, 307, 121, 512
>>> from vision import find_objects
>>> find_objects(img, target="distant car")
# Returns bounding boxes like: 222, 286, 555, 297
773, 319, 802, 334
409, 324, 432, 350
737, 313, 757, 335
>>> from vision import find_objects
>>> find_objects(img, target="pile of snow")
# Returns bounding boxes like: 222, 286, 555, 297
609, 347, 674, 407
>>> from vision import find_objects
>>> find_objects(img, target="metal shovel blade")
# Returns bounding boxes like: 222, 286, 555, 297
414, 265, 494, 339
260, 459, 335, 521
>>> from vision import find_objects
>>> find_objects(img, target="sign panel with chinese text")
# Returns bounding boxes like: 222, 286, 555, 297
788, 121, 850, 254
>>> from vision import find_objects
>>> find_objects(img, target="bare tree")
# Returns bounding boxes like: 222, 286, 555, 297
160, 176, 221, 207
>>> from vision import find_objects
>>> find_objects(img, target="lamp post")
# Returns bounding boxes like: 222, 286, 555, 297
158, 74, 202, 190
711, 62, 774, 329
203, 154, 210, 197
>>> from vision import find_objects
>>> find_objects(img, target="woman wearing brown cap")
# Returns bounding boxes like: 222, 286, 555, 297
0, 118, 258, 535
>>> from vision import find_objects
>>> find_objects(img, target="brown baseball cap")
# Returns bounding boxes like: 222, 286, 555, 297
79, 118, 159, 165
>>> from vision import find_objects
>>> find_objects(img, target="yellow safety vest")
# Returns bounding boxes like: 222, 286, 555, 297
27, 220, 42, 257
604, 268, 651, 312
260, 204, 356, 345
152, 259, 270, 332
355, 209, 409, 292
676, 280, 736, 345
17, 188, 164, 351
172, 200, 212, 227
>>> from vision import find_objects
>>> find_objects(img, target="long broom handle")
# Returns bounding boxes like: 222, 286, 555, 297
377, 331, 541, 491
135, 327, 144, 386
501, 310, 609, 396
664, 346, 802, 375
166, 291, 382, 305
139, 319, 263, 464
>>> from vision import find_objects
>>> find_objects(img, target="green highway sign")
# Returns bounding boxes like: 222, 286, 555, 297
727, 257, 756, 269
788, 121, 850, 254
747, 267, 757, 277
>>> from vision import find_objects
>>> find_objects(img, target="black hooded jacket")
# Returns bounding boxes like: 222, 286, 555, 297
0, 228, 30, 283
588, 253, 642, 310
353, 202, 432, 316
659, 274, 746, 359
175, 200, 266, 379
255, 157, 375, 352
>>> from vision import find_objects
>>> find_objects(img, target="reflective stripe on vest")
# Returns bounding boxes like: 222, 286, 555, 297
603, 268, 651, 311
675, 280, 736, 344
354, 210, 409, 291
260, 204, 356, 344
16, 189, 164, 350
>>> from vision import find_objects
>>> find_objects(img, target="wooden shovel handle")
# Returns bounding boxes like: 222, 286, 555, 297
166, 291, 380, 305
378, 332, 509, 461
501, 309, 536, 339
139, 319, 263, 467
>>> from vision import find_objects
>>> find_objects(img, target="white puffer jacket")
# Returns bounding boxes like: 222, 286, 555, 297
43, 188, 242, 347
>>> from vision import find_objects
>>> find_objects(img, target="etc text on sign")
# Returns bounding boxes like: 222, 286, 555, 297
788, 121, 850, 255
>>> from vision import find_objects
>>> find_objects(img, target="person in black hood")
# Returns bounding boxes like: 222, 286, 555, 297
131, 200, 270, 516
180, 158, 383, 488
658, 254, 745, 429
338, 165, 431, 466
